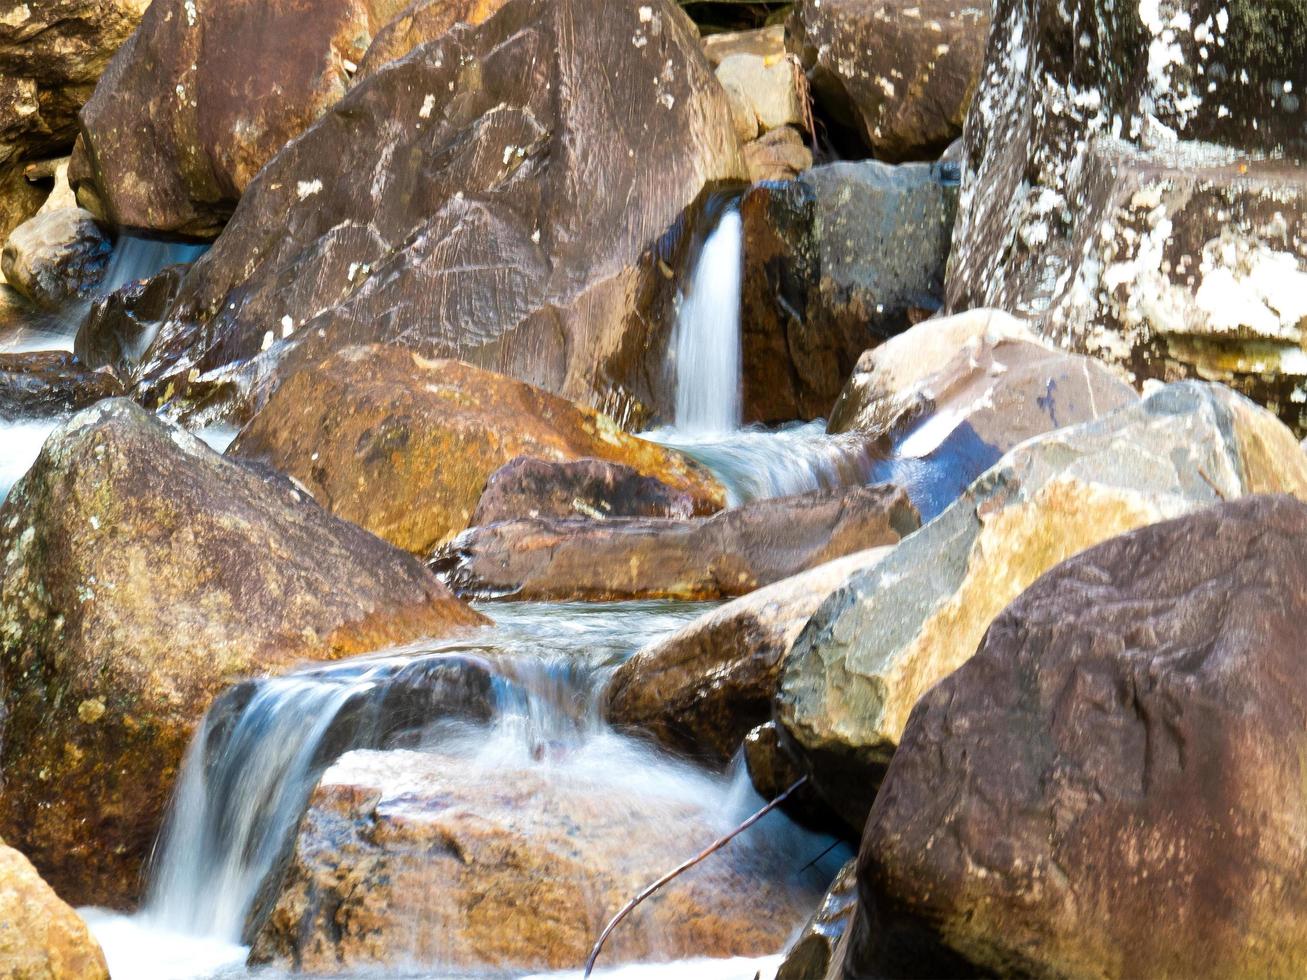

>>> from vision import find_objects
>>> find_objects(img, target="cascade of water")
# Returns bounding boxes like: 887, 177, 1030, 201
671, 207, 743, 434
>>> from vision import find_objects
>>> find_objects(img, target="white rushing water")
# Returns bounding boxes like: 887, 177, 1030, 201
0, 417, 62, 501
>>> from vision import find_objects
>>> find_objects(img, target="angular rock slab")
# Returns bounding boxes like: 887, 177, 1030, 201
0, 841, 109, 979
849, 495, 1307, 979
0, 351, 121, 419
228, 347, 725, 553
250, 747, 827, 972
779, 382, 1307, 828
0, 399, 485, 906
130, 0, 744, 425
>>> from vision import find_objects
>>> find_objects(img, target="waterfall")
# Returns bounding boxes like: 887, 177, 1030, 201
672, 207, 743, 434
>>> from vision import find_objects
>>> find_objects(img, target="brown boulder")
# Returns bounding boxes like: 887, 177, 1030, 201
129, 0, 744, 425
0, 399, 485, 907
2, 207, 110, 308
743, 126, 813, 183
357, 0, 510, 77
849, 495, 1307, 979
605, 547, 894, 762
229, 348, 724, 553
788, 0, 990, 161
0, 842, 109, 979
0, 351, 121, 418
436, 484, 918, 602
472, 455, 701, 526
250, 747, 827, 971
74, 264, 187, 376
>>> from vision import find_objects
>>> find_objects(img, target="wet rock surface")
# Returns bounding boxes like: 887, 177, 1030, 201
0, 841, 109, 979
779, 382, 1307, 829
436, 484, 917, 602
0, 399, 485, 907
229, 347, 724, 553
74, 264, 186, 376
0, 351, 121, 419
250, 747, 827, 971
740, 159, 958, 423
788, 0, 990, 161
128, 0, 744, 425
850, 495, 1307, 979
777, 857, 858, 980
1, 207, 110, 308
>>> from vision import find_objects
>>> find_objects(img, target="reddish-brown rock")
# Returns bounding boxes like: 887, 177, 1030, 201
0, 351, 121, 418
0, 842, 109, 979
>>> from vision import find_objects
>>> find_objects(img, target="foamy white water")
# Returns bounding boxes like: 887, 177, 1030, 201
672, 207, 743, 434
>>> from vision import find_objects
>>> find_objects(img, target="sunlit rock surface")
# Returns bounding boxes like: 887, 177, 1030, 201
849, 495, 1307, 979
0, 399, 486, 907
128, 0, 745, 425
229, 347, 725, 553
788, 0, 990, 161
779, 382, 1307, 828
251, 746, 828, 972
356, 0, 510, 76
0, 841, 109, 979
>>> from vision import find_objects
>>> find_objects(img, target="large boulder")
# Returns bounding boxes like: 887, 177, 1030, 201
605, 547, 894, 763
849, 495, 1307, 979
0, 841, 109, 979
830, 309, 1140, 521
788, 0, 990, 161
2, 207, 110, 308
69, 0, 419, 237
0, 399, 486, 906
228, 347, 725, 553
250, 747, 827, 971
436, 484, 917, 601
740, 159, 958, 423
779, 382, 1307, 828
357, 0, 510, 76
127, 0, 744, 425
0, 351, 121, 418
947, 0, 1307, 430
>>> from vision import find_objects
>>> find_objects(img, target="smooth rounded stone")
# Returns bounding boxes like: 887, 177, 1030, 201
849, 495, 1307, 979
947, 0, 1307, 429
739, 158, 958, 424
776, 857, 857, 980
830, 309, 1140, 521
250, 747, 828, 972
605, 547, 894, 763
435, 484, 917, 602
743, 125, 813, 183
0, 399, 486, 907
779, 381, 1307, 830
357, 0, 510, 76
1, 207, 110, 308
69, 0, 414, 238
472, 456, 703, 526
716, 51, 808, 142
229, 347, 725, 554
128, 0, 745, 426
0, 351, 122, 419
701, 24, 786, 67
0, 841, 109, 979
788, 0, 990, 161
74, 264, 186, 376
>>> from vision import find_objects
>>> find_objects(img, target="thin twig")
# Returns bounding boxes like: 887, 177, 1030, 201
583, 776, 809, 978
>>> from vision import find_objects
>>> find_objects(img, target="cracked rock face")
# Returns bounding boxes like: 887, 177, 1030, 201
778, 381, 1307, 829
848, 494, 1307, 979
122, 0, 744, 427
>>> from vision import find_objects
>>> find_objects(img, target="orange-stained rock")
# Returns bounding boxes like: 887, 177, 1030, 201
357, 0, 510, 76
250, 747, 828, 972
0, 399, 486, 907
0, 842, 109, 979
230, 347, 725, 553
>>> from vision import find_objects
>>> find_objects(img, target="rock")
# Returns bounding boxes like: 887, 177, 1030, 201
743, 125, 813, 183
777, 858, 857, 980
129, 0, 744, 425
0, 0, 146, 238
788, 0, 990, 161
436, 484, 917, 601
701, 25, 785, 67
739, 158, 958, 423
0, 399, 486, 906
472, 456, 701, 526
0, 841, 109, 979
0, 351, 122, 418
716, 50, 808, 143
779, 381, 1307, 829
829, 309, 1140, 521
357, 0, 511, 76
74, 264, 187, 377
69, 0, 419, 237
229, 347, 724, 553
250, 747, 826, 971
947, 0, 1307, 431
742, 721, 836, 829
2, 208, 110, 308
849, 495, 1307, 979
605, 547, 894, 763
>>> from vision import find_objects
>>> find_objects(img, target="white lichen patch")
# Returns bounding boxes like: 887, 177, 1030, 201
296, 179, 323, 200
